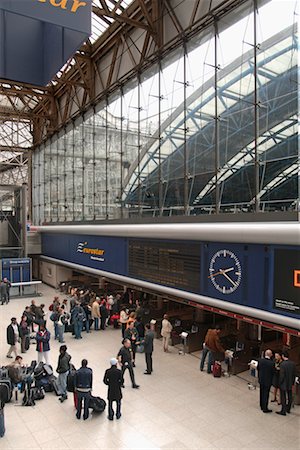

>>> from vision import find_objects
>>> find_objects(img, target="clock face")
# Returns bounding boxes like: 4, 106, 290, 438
208, 249, 242, 294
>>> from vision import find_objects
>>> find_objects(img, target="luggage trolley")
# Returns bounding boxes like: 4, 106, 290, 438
178, 332, 188, 355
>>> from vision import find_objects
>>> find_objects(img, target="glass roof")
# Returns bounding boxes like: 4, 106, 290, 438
124, 25, 297, 200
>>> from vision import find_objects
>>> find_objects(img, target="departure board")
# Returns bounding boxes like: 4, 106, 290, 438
128, 239, 201, 292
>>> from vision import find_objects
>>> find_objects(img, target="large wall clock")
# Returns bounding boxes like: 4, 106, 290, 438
208, 249, 242, 294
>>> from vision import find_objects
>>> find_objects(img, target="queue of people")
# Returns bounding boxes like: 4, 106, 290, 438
2, 287, 298, 438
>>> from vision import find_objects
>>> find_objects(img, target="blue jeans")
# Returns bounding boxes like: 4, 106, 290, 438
76, 391, 90, 420
94, 318, 99, 330
74, 320, 83, 339
108, 400, 121, 419
54, 322, 59, 340
57, 324, 65, 343
200, 347, 213, 373
57, 371, 69, 397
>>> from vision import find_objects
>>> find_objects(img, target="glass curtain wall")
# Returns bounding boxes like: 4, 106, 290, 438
32, 0, 298, 224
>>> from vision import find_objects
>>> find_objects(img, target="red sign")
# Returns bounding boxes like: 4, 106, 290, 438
187, 301, 300, 337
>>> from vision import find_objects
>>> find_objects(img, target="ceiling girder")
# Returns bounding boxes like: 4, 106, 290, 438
0, 0, 247, 182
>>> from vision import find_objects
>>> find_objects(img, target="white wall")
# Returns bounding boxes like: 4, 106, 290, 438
39, 260, 72, 288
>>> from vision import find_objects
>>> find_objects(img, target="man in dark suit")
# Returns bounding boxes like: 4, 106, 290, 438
144, 323, 154, 375
276, 350, 296, 416
257, 349, 275, 413
103, 358, 124, 420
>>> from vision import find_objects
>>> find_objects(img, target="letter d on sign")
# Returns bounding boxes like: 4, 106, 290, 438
294, 270, 300, 287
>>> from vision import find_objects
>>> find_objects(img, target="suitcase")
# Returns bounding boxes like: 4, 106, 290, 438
31, 387, 45, 401
65, 323, 74, 333
88, 395, 106, 413
34, 362, 45, 380
0, 408, 5, 437
0, 381, 12, 403
25, 335, 30, 351
50, 378, 60, 396
67, 364, 76, 392
36, 377, 54, 393
0, 369, 9, 379
44, 365, 53, 377
212, 361, 222, 378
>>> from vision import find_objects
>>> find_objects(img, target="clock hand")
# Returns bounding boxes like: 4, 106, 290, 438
220, 269, 237, 287
208, 267, 234, 279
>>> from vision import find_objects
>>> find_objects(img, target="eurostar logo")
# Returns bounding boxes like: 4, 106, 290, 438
76, 242, 105, 256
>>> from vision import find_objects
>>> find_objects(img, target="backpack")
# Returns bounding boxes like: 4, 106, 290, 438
32, 387, 45, 401
88, 395, 106, 413
50, 312, 58, 322
22, 389, 35, 407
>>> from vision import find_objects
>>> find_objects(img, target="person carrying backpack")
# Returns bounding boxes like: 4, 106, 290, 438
71, 302, 85, 339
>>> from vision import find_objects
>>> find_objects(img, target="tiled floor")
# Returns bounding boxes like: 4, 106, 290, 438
0, 284, 299, 449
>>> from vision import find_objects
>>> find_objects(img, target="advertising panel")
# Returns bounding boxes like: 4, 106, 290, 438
42, 233, 127, 276
273, 249, 300, 315
0, 0, 91, 85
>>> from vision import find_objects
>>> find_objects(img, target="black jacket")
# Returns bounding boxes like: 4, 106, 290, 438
144, 330, 155, 354
257, 357, 275, 387
279, 360, 296, 391
75, 367, 93, 390
103, 366, 123, 401
7, 324, 20, 345
57, 352, 71, 374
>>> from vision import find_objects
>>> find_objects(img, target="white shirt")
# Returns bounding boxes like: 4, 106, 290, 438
12, 323, 18, 337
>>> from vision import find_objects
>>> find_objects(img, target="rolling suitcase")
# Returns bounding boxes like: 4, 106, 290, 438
34, 362, 45, 380
0, 381, 12, 403
67, 364, 76, 392
50, 378, 60, 396
44, 365, 53, 377
0, 408, 5, 437
212, 361, 222, 378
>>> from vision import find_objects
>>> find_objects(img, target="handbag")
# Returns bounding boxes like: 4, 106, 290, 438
136, 344, 144, 353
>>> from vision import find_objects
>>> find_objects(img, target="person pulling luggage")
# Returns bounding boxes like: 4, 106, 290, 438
74, 359, 93, 420
103, 358, 123, 420
117, 339, 139, 389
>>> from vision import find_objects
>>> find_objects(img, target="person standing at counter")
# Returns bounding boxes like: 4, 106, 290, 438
161, 314, 173, 352
204, 325, 225, 373
200, 328, 213, 372
257, 349, 275, 413
271, 352, 282, 404
276, 351, 296, 416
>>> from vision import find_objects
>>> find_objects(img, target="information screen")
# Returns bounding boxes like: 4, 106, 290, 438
273, 249, 300, 315
128, 239, 201, 292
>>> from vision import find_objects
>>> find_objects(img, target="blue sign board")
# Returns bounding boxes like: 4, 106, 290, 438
1, 258, 31, 282
42, 233, 127, 276
0, 0, 91, 85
